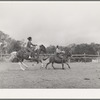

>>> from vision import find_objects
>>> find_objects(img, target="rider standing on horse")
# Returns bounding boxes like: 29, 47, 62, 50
26, 37, 37, 58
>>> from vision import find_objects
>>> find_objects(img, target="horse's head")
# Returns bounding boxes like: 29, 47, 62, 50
39, 44, 46, 54
60, 50, 71, 61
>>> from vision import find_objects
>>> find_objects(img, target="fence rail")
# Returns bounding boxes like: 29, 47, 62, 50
0, 53, 100, 63
0, 54, 10, 58
0, 53, 100, 57
70, 54, 100, 63
71, 54, 100, 57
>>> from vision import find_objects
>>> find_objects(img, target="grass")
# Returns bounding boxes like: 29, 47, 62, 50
0, 61, 100, 88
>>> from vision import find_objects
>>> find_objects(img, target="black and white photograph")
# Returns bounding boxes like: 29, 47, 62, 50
1, 1, 100, 91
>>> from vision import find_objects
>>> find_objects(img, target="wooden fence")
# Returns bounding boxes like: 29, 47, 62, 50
0, 53, 10, 58
70, 54, 100, 63
0, 53, 100, 63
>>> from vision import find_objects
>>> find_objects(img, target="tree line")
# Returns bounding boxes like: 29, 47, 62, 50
0, 31, 100, 55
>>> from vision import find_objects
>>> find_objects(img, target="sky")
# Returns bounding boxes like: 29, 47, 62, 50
0, 1, 100, 47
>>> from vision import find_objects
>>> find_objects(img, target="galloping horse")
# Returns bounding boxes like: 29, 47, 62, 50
45, 52, 71, 70
12, 44, 46, 70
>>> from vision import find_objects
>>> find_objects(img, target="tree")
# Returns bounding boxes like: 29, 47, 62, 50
72, 43, 96, 54
46, 45, 56, 54
7, 40, 22, 53
0, 30, 24, 53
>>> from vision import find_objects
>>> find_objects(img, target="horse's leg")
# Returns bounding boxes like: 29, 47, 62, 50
45, 62, 51, 69
62, 63, 65, 70
18, 62, 25, 71
40, 62, 43, 68
40, 60, 43, 68
65, 62, 71, 69
33, 59, 39, 66
32, 63, 37, 66
31, 58, 37, 66
22, 62, 28, 68
52, 63, 55, 69
36, 49, 39, 59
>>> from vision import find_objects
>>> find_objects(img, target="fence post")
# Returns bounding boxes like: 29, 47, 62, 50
84, 53, 86, 63
0, 52, 2, 59
97, 51, 100, 63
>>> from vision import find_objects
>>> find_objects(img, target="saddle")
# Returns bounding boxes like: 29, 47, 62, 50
55, 54, 64, 61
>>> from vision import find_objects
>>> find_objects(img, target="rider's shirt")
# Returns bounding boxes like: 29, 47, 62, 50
56, 48, 63, 59
56, 48, 61, 53
27, 41, 33, 49
26, 41, 37, 53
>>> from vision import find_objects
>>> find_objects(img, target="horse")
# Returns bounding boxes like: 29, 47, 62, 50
10, 44, 46, 70
45, 52, 71, 70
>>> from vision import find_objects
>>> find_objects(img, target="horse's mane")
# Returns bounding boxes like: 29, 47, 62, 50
40, 44, 46, 53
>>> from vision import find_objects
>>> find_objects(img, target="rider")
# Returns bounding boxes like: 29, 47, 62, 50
26, 37, 37, 58
55, 45, 63, 60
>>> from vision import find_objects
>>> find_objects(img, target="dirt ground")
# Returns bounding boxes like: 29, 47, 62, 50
0, 60, 100, 88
